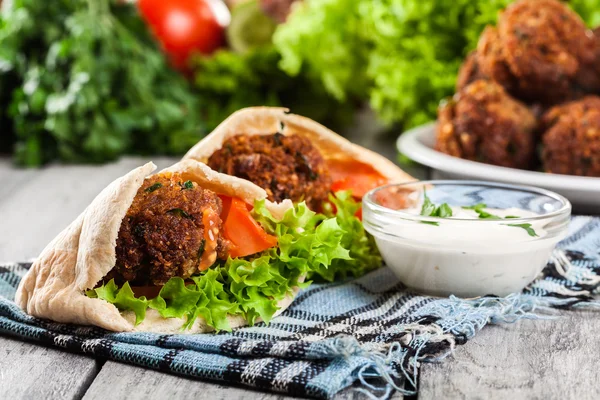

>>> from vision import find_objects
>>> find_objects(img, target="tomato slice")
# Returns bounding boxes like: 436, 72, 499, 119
220, 196, 278, 258
328, 160, 387, 198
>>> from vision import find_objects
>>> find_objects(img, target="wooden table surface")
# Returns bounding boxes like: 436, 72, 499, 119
1, 126, 599, 399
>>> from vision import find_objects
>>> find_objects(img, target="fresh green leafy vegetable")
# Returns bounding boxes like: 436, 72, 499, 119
419, 191, 453, 225
273, 0, 600, 129
506, 223, 538, 237
0, 0, 205, 166
182, 180, 194, 190
318, 191, 381, 281
86, 280, 148, 325
192, 46, 354, 132
87, 198, 363, 331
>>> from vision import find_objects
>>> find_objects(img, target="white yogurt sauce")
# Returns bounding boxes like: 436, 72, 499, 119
397, 206, 546, 244
368, 206, 564, 297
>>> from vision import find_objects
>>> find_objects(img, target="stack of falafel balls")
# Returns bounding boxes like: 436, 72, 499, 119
435, 0, 600, 177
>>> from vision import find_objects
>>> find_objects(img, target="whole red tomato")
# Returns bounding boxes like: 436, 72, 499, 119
138, 0, 230, 69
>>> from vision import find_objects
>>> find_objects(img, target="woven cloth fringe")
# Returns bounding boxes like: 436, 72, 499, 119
1, 216, 599, 399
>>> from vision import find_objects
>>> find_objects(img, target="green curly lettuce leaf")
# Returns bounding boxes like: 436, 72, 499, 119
192, 46, 355, 133
317, 191, 381, 281
86, 199, 361, 331
274, 0, 600, 129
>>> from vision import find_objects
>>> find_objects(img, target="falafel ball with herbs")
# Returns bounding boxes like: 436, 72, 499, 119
457, 0, 598, 104
207, 133, 332, 210
114, 173, 228, 286
540, 96, 600, 177
500, 0, 598, 102
436, 80, 537, 169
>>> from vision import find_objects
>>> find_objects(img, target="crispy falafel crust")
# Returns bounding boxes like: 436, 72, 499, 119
114, 173, 227, 286
436, 80, 537, 169
182, 107, 413, 190
541, 96, 600, 177
15, 160, 297, 333
207, 133, 332, 210
458, 0, 599, 104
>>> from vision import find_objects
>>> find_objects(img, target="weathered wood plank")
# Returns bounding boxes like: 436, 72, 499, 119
0, 336, 99, 400
419, 310, 600, 399
83, 361, 403, 400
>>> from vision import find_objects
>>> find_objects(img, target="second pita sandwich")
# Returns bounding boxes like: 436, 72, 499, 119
184, 107, 413, 209
183, 107, 414, 280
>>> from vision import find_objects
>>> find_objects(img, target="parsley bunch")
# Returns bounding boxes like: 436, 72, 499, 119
0, 0, 205, 166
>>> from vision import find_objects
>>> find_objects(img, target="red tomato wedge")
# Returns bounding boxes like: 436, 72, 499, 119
328, 160, 387, 198
220, 196, 278, 258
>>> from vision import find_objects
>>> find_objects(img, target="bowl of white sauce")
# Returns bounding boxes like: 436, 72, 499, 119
362, 181, 571, 297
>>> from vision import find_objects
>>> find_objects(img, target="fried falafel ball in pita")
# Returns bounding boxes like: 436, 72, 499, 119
436, 80, 537, 169
207, 133, 332, 210
540, 96, 600, 177
113, 173, 229, 286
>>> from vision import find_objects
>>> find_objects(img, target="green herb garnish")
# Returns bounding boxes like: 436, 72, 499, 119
167, 208, 192, 219
506, 223, 538, 237
463, 204, 537, 236
182, 180, 194, 190
420, 191, 452, 226
462, 203, 501, 219
145, 183, 163, 193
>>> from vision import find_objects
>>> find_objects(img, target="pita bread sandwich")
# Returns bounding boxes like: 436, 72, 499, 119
183, 107, 414, 280
184, 107, 412, 206
16, 159, 359, 333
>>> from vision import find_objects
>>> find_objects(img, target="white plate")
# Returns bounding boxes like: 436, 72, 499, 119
397, 122, 600, 213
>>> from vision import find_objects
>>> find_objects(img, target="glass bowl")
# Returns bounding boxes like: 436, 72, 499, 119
362, 180, 571, 297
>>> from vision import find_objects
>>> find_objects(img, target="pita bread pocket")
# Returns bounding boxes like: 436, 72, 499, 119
183, 107, 413, 201
16, 159, 350, 333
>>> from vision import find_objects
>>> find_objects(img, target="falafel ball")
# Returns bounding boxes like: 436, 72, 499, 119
114, 173, 228, 286
540, 96, 600, 176
456, 51, 484, 92
436, 80, 537, 169
475, 27, 521, 94
499, 0, 596, 103
459, 0, 597, 104
207, 133, 332, 210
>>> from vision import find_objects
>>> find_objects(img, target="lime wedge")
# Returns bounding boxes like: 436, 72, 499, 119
227, 0, 277, 53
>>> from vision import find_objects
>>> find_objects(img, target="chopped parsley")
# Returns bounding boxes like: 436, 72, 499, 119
145, 182, 163, 193
420, 191, 453, 226
167, 208, 192, 219
463, 203, 538, 237
181, 180, 194, 190
506, 223, 538, 237
462, 203, 502, 220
